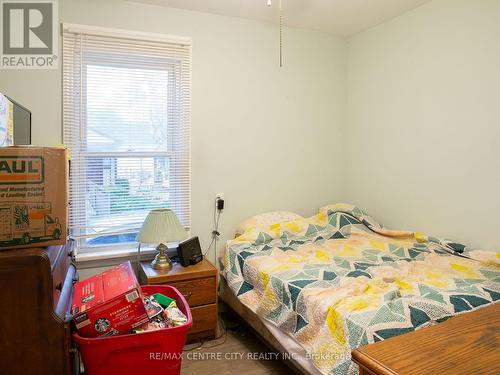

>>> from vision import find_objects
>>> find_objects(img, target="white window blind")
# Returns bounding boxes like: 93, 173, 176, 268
63, 24, 191, 253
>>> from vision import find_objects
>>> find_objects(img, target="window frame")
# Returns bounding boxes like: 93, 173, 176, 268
62, 24, 191, 258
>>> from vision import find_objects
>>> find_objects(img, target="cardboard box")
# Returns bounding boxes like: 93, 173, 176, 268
72, 261, 149, 338
0, 146, 68, 250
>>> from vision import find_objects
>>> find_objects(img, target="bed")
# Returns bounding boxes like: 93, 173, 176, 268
220, 203, 500, 375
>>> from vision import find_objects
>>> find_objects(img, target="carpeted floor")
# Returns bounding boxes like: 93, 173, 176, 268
181, 324, 291, 375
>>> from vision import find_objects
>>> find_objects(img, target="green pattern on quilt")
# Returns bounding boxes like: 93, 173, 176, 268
268, 306, 283, 322
387, 299, 405, 316
409, 306, 431, 327
295, 314, 308, 333
480, 269, 499, 279
370, 305, 407, 326
483, 288, 500, 301
237, 281, 254, 296
334, 258, 351, 269
305, 267, 321, 278
347, 321, 364, 348
418, 284, 445, 304
323, 271, 337, 281
391, 247, 405, 257
223, 203, 500, 375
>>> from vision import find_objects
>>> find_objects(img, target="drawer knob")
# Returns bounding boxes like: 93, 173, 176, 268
183, 292, 193, 299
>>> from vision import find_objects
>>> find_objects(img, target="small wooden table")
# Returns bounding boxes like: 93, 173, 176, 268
138, 258, 218, 343
352, 303, 500, 375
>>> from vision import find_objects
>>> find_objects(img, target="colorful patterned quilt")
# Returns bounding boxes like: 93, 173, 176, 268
223, 204, 500, 375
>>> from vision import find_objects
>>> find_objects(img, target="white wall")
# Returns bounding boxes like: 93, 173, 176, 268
0, 0, 347, 267
346, 0, 500, 249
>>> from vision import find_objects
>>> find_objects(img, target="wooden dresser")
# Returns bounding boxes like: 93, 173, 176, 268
352, 303, 500, 375
139, 258, 218, 343
0, 242, 77, 375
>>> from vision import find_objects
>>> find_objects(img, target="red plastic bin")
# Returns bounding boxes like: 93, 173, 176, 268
73, 285, 193, 375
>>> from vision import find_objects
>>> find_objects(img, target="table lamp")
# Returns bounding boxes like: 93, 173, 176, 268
136, 209, 188, 271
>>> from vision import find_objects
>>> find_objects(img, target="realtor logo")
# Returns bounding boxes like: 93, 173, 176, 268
0, 0, 58, 69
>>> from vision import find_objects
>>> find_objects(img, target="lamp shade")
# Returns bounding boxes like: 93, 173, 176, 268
136, 209, 188, 244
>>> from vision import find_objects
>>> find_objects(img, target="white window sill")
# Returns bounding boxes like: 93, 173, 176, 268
74, 243, 179, 269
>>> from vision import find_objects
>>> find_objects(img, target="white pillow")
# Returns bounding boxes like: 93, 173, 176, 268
236, 211, 303, 236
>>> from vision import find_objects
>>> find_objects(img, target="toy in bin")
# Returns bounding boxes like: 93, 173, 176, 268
71, 261, 149, 338
134, 293, 188, 333
72, 285, 193, 375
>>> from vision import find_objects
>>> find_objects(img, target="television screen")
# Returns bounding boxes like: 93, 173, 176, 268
0, 93, 31, 146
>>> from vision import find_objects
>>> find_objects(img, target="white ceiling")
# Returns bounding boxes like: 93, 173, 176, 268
130, 0, 432, 36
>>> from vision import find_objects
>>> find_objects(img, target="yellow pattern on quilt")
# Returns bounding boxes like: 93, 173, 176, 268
224, 203, 500, 375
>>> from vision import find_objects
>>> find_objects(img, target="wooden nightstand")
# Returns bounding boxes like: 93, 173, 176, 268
138, 258, 218, 343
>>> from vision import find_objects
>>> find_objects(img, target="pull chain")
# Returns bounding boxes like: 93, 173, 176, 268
279, 0, 283, 67
267, 0, 283, 67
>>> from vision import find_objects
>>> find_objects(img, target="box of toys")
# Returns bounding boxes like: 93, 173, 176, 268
0, 146, 68, 250
71, 262, 149, 338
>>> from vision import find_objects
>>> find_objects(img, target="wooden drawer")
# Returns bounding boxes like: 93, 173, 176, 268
51, 244, 72, 309
168, 276, 216, 307
189, 303, 217, 334
139, 259, 218, 344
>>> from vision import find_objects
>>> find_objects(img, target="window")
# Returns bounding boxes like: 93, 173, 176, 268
63, 25, 191, 255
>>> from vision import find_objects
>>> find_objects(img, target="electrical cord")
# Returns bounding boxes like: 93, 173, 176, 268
203, 236, 215, 257
183, 198, 226, 352
203, 198, 222, 257
214, 208, 221, 265
182, 341, 203, 351
201, 318, 227, 348
182, 197, 226, 353
182, 317, 227, 351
